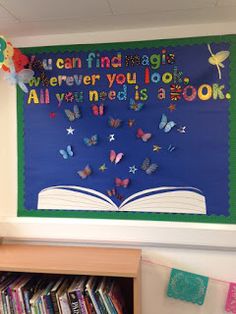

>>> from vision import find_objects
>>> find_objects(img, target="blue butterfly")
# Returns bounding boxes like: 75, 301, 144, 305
129, 98, 144, 111
83, 134, 98, 146
59, 145, 74, 159
159, 114, 176, 133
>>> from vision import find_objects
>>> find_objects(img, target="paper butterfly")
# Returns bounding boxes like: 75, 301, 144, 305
110, 150, 124, 164
115, 178, 130, 188
92, 104, 104, 116
159, 114, 176, 133
108, 117, 122, 128
136, 128, 152, 142
129, 98, 144, 111
4, 61, 34, 93
64, 105, 81, 122
141, 157, 158, 175
59, 145, 74, 159
83, 134, 98, 146
128, 119, 135, 127
107, 188, 124, 201
77, 165, 92, 179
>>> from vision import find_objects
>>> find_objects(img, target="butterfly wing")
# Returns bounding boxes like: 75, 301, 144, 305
59, 149, 68, 159
99, 104, 104, 116
65, 109, 75, 122
146, 163, 158, 175
92, 105, 98, 116
141, 158, 151, 171
115, 178, 122, 187
110, 150, 117, 163
136, 128, 144, 139
78, 165, 92, 179
18, 81, 29, 93
164, 121, 176, 133
91, 134, 98, 145
115, 152, 124, 164
84, 137, 91, 146
159, 114, 167, 130
141, 133, 152, 142
66, 145, 73, 157
73, 105, 81, 119
214, 51, 230, 64
122, 178, 130, 188
109, 117, 121, 128
17, 69, 34, 83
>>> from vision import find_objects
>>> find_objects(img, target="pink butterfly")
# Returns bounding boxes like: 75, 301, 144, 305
136, 128, 152, 142
110, 150, 124, 164
115, 178, 130, 188
92, 104, 104, 116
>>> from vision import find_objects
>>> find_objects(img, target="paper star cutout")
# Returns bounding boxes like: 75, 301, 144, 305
168, 104, 176, 112
109, 134, 115, 142
66, 126, 75, 135
99, 163, 107, 172
129, 165, 138, 174
153, 145, 162, 152
177, 126, 186, 134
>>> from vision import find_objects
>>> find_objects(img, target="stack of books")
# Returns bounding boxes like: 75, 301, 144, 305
0, 272, 126, 314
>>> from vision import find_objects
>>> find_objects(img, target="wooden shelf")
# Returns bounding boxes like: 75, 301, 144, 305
0, 244, 141, 314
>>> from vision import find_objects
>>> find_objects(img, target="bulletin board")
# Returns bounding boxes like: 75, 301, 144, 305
17, 34, 236, 223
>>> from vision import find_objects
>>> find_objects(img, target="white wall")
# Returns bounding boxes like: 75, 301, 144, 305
0, 21, 236, 313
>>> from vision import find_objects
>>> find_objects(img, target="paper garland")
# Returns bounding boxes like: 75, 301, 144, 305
167, 268, 209, 305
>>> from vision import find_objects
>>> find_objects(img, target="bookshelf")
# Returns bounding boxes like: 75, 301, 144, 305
0, 244, 141, 314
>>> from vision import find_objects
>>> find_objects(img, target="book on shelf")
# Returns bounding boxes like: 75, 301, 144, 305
96, 277, 114, 314
67, 277, 81, 314
21, 275, 40, 314
85, 277, 101, 314
37, 185, 206, 214
0, 273, 128, 314
40, 278, 57, 314
56, 277, 73, 314
50, 277, 65, 314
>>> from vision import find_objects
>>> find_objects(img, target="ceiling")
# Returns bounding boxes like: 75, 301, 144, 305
0, 0, 236, 37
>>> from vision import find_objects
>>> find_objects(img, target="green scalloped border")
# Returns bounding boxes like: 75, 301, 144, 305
17, 34, 236, 223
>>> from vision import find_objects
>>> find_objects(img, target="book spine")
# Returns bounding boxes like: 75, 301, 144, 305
95, 291, 109, 314
14, 287, 23, 314
44, 294, 54, 314
86, 288, 101, 314
18, 286, 27, 314
84, 290, 95, 314
50, 291, 60, 314
23, 290, 31, 314
6, 287, 15, 314
1, 291, 8, 314
68, 291, 81, 314
59, 293, 71, 314
76, 290, 88, 314
104, 294, 118, 314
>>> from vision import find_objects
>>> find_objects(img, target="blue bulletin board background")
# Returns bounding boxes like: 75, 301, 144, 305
17, 35, 236, 223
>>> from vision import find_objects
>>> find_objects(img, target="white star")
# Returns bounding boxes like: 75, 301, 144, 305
177, 126, 186, 134
109, 134, 115, 142
66, 126, 75, 135
129, 165, 138, 174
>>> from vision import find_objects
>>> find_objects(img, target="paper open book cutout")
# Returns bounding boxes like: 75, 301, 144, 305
37, 186, 206, 214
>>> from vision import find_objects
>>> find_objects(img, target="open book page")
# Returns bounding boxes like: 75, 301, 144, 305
37, 185, 206, 214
